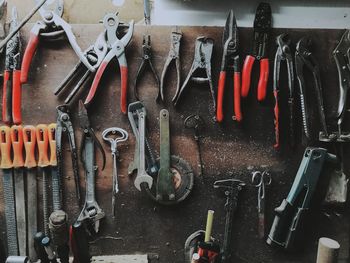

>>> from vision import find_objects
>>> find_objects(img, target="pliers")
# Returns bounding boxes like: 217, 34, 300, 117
134, 34, 160, 101
241, 2, 271, 101
21, 0, 94, 84
160, 27, 182, 102
216, 10, 242, 123
273, 33, 294, 149
295, 38, 328, 139
56, 104, 81, 202
2, 7, 21, 125
84, 14, 134, 114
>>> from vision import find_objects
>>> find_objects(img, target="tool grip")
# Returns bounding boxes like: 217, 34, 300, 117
10, 125, 24, 168
216, 71, 226, 122
241, 55, 255, 98
0, 126, 13, 169
120, 66, 128, 114
12, 70, 22, 124
233, 72, 242, 122
273, 90, 280, 149
2, 70, 12, 124
23, 125, 37, 168
21, 32, 39, 84
257, 58, 269, 101
36, 124, 50, 167
84, 61, 108, 107
48, 123, 57, 166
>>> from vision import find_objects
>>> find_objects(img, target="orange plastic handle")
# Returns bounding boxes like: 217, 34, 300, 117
23, 125, 37, 168
120, 66, 128, 114
0, 126, 13, 169
36, 124, 49, 168
21, 32, 39, 84
12, 70, 22, 125
48, 123, 57, 166
216, 71, 226, 123
10, 125, 24, 168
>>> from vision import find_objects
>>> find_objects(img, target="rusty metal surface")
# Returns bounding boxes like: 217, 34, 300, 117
0, 24, 349, 262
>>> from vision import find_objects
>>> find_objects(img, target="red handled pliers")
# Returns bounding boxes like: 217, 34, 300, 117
216, 10, 242, 122
241, 2, 271, 101
84, 14, 134, 114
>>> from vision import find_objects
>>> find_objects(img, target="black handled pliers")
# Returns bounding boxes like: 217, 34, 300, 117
134, 34, 160, 101
273, 33, 295, 149
295, 38, 328, 140
160, 27, 182, 102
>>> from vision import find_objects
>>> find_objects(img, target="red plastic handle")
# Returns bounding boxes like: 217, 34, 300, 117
257, 58, 269, 101
233, 72, 242, 122
85, 61, 108, 107
2, 70, 11, 124
12, 70, 22, 124
216, 71, 226, 123
120, 66, 128, 114
20, 32, 39, 84
273, 89, 280, 149
241, 55, 255, 98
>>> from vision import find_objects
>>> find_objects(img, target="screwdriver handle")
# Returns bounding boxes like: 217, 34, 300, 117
23, 125, 37, 168
36, 124, 49, 168
0, 126, 13, 169
10, 125, 24, 168
48, 123, 57, 166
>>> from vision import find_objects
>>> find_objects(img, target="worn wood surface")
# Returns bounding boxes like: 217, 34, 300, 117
0, 24, 349, 262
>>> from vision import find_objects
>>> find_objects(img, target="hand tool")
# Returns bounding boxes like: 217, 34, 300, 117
0, 126, 19, 256
184, 115, 204, 176
241, 2, 271, 101
273, 33, 295, 149
102, 127, 128, 217
143, 0, 151, 25
173, 37, 215, 111
216, 10, 242, 122
134, 34, 160, 101
2, 7, 22, 125
295, 37, 328, 140
5, 256, 31, 263
84, 13, 135, 114
0, 0, 6, 41
214, 178, 245, 263
10, 125, 27, 256
36, 124, 51, 237
56, 104, 80, 202
23, 126, 38, 261
77, 101, 106, 234
70, 221, 91, 263
21, 0, 94, 84
33, 232, 49, 263
41, 237, 57, 263
251, 170, 271, 239
49, 210, 69, 263
160, 27, 182, 102
267, 147, 337, 250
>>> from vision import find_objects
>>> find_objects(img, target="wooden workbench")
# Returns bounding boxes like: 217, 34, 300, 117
0, 24, 349, 262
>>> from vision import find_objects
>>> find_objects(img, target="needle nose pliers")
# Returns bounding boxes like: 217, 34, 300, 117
241, 2, 271, 102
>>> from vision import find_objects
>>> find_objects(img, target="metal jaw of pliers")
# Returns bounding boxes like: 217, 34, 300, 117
295, 38, 328, 140
56, 104, 81, 202
84, 13, 135, 114
273, 33, 295, 149
216, 10, 242, 123
21, 0, 95, 84
76, 101, 105, 235
173, 37, 214, 111
134, 34, 160, 101
160, 27, 182, 102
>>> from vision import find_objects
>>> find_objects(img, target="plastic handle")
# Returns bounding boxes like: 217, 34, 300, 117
12, 70, 22, 124
241, 55, 255, 98
23, 125, 37, 168
84, 61, 108, 106
48, 123, 57, 166
257, 58, 269, 101
0, 126, 13, 169
216, 71, 226, 122
273, 90, 280, 149
2, 70, 12, 124
10, 125, 24, 168
233, 72, 242, 122
120, 66, 128, 114
20, 32, 39, 84
36, 124, 49, 167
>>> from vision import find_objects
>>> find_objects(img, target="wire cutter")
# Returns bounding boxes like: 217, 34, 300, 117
134, 34, 160, 101
160, 27, 182, 102
295, 38, 328, 140
273, 33, 294, 149
216, 10, 242, 123
241, 2, 271, 101
84, 14, 134, 114
56, 104, 81, 202
2, 7, 22, 125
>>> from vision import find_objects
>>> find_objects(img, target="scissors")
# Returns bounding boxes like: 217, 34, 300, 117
251, 170, 272, 239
